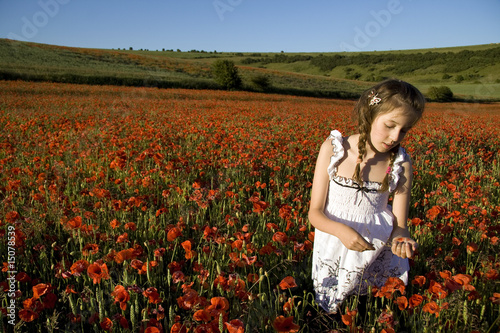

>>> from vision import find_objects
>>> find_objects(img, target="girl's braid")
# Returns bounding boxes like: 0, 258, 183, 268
379, 146, 399, 192
352, 113, 370, 184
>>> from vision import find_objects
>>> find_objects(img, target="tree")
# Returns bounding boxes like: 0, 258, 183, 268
427, 86, 453, 102
211, 60, 242, 90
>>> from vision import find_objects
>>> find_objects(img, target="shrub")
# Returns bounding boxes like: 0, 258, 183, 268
250, 74, 271, 91
211, 60, 242, 90
427, 86, 454, 102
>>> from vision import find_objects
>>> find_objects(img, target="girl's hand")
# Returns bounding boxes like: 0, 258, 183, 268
337, 224, 375, 253
391, 237, 418, 259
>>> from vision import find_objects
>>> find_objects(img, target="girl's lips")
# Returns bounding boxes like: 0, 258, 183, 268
382, 143, 393, 149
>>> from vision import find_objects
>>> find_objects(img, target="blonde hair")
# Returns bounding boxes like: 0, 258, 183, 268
353, 79, 425, 191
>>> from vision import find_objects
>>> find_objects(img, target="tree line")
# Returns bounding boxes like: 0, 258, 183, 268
239, 47, 500, 75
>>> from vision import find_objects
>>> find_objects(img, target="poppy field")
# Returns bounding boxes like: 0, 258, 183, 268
0, 80, 499, 332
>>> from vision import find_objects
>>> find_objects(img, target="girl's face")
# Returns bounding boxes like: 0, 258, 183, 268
369, 107, 415, 153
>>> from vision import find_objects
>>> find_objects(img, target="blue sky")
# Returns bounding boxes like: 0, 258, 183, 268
0, 0, 499, 52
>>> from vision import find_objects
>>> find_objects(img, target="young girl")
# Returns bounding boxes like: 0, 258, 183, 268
308, 79, 425, 314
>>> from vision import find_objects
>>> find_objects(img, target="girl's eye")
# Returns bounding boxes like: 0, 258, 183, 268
385, 124, 394, 129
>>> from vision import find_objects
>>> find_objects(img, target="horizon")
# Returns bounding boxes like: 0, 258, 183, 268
2, 37, 498, 55
0, 1, 499, 53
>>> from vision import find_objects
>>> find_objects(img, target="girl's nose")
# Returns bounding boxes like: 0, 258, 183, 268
390, 132, 400, 142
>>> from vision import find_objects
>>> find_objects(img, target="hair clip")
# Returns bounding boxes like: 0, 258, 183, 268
368, 91, 381, 106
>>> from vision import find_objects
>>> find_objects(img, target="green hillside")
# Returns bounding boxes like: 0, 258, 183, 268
1, 38, 499, 100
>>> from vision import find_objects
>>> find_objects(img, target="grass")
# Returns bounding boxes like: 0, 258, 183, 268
1, 39, 500, 100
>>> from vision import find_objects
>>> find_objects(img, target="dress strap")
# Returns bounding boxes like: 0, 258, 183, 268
326, 130, 345, 179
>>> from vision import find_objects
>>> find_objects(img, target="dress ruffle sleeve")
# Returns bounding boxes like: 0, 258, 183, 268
388, 147, 410, 192
326, 130, 345, 179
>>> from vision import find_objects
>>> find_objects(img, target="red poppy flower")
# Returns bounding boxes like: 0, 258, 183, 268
70, 259, 89, 276
177, 289, 199, 310
109, 219, 120, 229
193, 309, 211, 322
172, 271, 185, 283
23, 297, 44, 312
65, 285, 77, 294
225, 319, 245, 333
408, 294, 425, 308
283, 297, 295, 314
272, 316, 300, 333
466, 242, 478, 253
376, 277, 405, 298
247, 273, 259, 284
411, 275, 426, 287
341, 308, 357, 326
32, 283, 50, 299
145, 327, 161, 333
167, 227, 182, 242
5, 211, 20, 223
426, 205, 447, 221
452, 274, 472, 286
490, 293, 500, 304
143, 287, 162, 304
116, 232, 129, 243
428, 280, 448, 299
15, 272, 30, 282
115, 314, 129, 329
272, 232, 288, 245
64, 216, 82, 230
181, 240, 196, 259
378, 309, 395, 327
87, 261, 110, 284
279, 276, 298, 290
170, 323, 187, 333
19, 309, 39, 322
111, 285, 130, 310
485, 269, 499, 280
439, 270, 452, 280
422, 301, 440, 317
208, 296, 230, 314
396, 296, 408, 310
82, 243, 99, 256
100, 317, 113, 331
115, 248, 136, 264
124, 222, 137, 231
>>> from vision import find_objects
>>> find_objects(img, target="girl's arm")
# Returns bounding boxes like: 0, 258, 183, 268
390, 158, 418, 259
308, 139, 375, 252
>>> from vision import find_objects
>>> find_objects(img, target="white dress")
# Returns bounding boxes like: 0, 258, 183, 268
312, 130, 410, 313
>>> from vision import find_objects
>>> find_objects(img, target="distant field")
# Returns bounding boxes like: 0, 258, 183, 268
1, 38, 499, 100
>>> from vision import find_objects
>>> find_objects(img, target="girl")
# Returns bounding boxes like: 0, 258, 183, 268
308, 79, 425, 314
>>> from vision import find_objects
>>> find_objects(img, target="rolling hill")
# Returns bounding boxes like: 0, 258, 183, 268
1, 38, 499, 100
